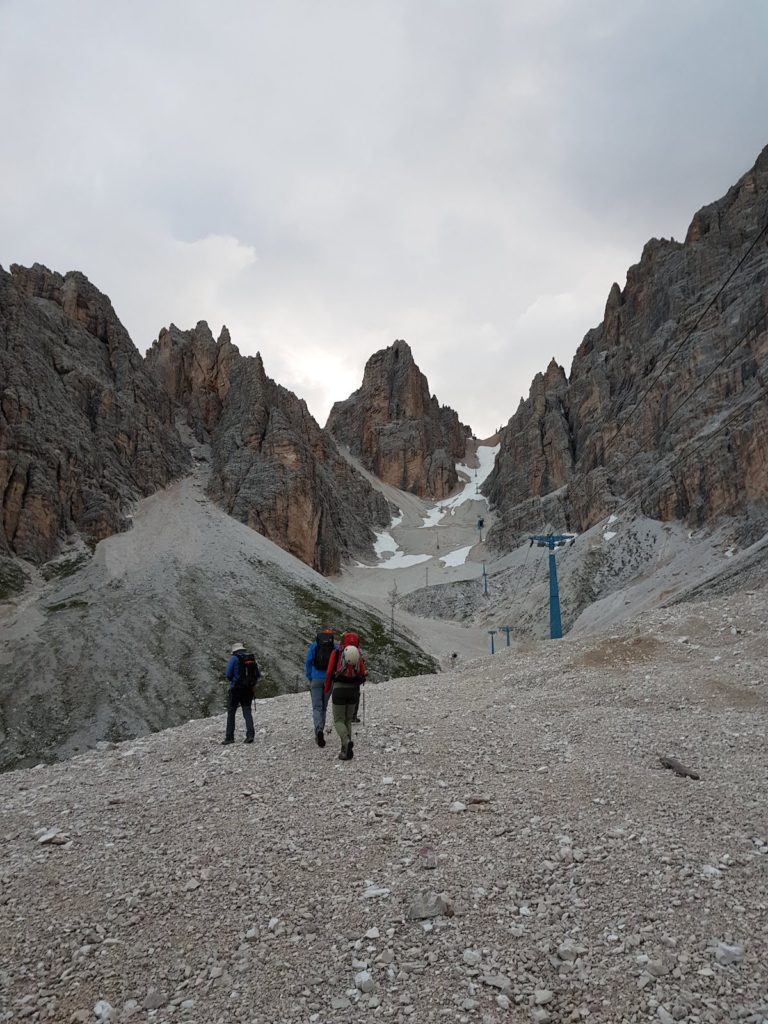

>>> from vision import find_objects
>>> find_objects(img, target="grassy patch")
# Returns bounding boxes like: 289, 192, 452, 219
286, 580, 438, 679
41, 553, 90, 581
46, 599, 89, 613
0, 559, 28, 600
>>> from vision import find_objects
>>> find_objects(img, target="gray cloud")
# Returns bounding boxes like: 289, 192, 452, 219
1, 0, 767, 436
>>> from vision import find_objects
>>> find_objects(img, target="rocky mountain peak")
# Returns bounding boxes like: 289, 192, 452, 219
484, 143, 768, 549
326, 340, 471, 499
145, 326, 389, 574
0, 264, 189, 562
10, 262, 136, 354
147, 321, 238, 435
542, 358, 567, 388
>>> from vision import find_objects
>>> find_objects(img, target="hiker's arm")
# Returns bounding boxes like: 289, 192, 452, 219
225, 656, 237, 683
324, 650, 339, 694
304, 644, 315, 680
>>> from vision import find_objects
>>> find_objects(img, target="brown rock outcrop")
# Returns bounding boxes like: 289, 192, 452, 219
485, 144, 768, 549
0, 264, 189, 562
326, 339, 471, 498
146, 325, 390, 574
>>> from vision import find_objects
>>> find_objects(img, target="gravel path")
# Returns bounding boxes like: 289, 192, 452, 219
2, 585, 766, 1024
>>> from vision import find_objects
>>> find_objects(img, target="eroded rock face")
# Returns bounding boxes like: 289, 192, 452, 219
485, 144, 768, 549
0, 264, 189, 562
146, 325, 390, 574
326, 340, 471, 498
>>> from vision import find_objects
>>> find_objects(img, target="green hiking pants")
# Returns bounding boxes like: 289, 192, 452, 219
332, 700, 355, 748
331, 684, 360, 749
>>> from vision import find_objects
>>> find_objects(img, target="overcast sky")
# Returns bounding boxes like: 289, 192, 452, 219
2, 1, 767, 437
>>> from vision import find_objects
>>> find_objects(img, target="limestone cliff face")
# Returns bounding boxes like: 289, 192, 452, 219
485, 145, 768, 549
146, 325, 390, 574
0, 264, 189, 562
326, 339, 471, 498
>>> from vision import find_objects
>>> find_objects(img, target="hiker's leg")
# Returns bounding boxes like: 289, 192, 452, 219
321, 686, 330, 730
242, 697, 255, 740
309, 681, 325, 731
225, 690, 237, 741
333, 700, 350, 748
345, 704, 355, 744
352, 695, 360, 722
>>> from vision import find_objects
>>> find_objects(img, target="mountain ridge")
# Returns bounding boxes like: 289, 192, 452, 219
483, 143, 768, 549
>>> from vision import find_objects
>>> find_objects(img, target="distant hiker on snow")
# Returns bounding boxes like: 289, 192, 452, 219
325, 630, 367, 761
305, 627, 335, 747
223, 642, 260, 745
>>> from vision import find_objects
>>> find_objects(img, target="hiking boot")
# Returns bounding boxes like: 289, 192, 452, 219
346, 741, 354, 760
338, 748, 350, 761
244, 736, 254, 744
221, 738, 234, 745
315, 728, 326, 748
352, 715, 361, 723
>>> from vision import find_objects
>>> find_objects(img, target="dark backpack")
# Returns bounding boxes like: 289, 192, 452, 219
236, 652, 260, 692
312, 633, 335, 671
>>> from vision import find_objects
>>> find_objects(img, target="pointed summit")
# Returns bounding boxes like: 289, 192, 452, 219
145, 325, 389, 573
326, 340, 471, 498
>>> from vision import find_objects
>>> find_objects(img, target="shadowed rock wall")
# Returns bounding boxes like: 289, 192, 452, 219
0, 264, 189, 562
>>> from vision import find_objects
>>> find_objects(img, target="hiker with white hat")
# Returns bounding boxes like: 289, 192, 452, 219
223, 642, 260, 745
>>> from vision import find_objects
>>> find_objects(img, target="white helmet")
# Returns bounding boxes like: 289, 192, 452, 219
341, 645, 360, 667
231, 642, 245, 654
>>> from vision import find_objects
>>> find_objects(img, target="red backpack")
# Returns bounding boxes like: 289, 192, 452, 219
336, 632, 366, 680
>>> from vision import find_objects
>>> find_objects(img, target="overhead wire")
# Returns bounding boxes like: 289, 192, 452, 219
508, 534, 532, 609
657, 306, 767, 437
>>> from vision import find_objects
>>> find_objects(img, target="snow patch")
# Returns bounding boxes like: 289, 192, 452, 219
603, 531, 617, 542
373, 529, 399, 557
374, 552, 431, 570
440, 545, 473, 567
419, 444, 499, 528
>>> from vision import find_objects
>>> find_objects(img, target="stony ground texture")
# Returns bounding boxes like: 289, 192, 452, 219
1, 584, 767, 1024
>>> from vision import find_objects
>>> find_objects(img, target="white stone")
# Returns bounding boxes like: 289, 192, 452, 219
534, 989, 554, 1004
557, 940, 582, 961
709, 940, 744, 965
354, 970, 375, 993
462, 949, 482, 966
363, 885, 391, 899
365, 928, 380, 939
37, 828, 67, 845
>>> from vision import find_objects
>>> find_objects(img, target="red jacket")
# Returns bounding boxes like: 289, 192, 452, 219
325, 643, 367, 695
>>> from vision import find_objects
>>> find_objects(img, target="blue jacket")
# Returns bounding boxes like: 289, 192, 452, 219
226, 653, 245, 690
305, 641, 334, 683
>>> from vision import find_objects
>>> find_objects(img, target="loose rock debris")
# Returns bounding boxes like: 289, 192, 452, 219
0, 586, 767, 1022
